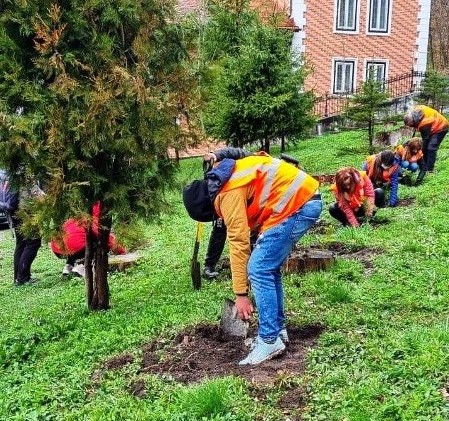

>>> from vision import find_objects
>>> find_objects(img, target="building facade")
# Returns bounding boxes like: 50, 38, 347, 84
177, 0, 431, 98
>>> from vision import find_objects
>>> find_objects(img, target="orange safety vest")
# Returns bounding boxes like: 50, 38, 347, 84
331, 171, 368, 210
218, 155, 319, 232
415, 105, 449, 134
394, 144, 423, 163
365, 154, 398, 182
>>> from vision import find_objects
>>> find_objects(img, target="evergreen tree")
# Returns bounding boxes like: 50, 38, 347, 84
203, 17, 315, 152
419, 71, 449, 111
0, 1, 198, 309
345, 72, 389, 153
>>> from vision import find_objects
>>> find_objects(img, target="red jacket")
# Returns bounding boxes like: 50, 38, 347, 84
50, 202, 125, 256
331, 171, 375, 227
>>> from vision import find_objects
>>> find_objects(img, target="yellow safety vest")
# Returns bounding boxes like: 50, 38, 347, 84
219, 155, 319, 232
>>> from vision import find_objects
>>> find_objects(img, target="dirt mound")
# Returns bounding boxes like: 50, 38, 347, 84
139, 323, 324, 385
98, 324, 323, 387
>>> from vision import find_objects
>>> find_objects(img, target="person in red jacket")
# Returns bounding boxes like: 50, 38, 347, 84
329, 167, 383, 227
50, 202, 125, 277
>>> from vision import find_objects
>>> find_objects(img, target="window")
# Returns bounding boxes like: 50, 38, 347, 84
365, 61, 387, 82
368, 0, 390, 33
335, 0, 358, 31
333, 60, 356, 94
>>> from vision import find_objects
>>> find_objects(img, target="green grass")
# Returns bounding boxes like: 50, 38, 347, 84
1, 130, 449, 420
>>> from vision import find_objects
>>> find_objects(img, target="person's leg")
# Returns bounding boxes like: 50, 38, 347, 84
204, 218, 227, 278
409, 163, 419, 172
426, 131, 447, 171
242, 199, 322, 364
421, 137, 430, 172
66, 255, 77, 266
329, 202, 348, 225
374, 188, 385, 208
16, 237, 42, 283
248, 199, 322, 343
13, 229, 26, 283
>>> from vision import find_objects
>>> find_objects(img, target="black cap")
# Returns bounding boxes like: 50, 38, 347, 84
182, 180, 215, 222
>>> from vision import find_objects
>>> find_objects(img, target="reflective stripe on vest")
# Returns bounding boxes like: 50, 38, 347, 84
220, 155, 319, 230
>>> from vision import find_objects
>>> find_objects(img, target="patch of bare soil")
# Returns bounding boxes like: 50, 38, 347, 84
95, 323, 323, 417
308, 219, 333, 235
139, 323, 323, 386
397, 197, 415, 207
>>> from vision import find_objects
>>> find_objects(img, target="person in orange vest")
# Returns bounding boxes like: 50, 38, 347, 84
403, 105, 448, 181
362, 150, 400, 207
183, 149, 322, 365
329, 167, 384, 227
394, 137, 425, 185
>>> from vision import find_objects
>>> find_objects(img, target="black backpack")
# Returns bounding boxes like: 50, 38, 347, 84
0, 169, 19, 215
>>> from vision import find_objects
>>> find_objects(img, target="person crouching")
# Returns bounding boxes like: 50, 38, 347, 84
329, 167, 383, 227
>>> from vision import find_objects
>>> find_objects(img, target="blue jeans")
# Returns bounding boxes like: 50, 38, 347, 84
401, 161, 419, 172
247, 198, 323, 343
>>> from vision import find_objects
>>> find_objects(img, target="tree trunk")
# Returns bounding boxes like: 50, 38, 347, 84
85, 227, 94, 308
283, 249, 335, 274
281, 135, 285, 153
92, 223, 110, 310
86, 202, 111, 311
368, 119, 374, 153
264, 138, 270, 154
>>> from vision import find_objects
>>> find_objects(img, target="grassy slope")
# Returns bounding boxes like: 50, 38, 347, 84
0, 130, 449, 420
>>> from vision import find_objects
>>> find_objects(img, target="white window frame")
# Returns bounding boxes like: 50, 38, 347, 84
334, 0, 360, 33
331, 58, 357, 94
364, 59, 389, 83
366, 0, 392, 35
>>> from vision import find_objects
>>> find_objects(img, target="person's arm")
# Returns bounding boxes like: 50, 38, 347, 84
215, 186, 254, 320
204, 147, 252, 163
388, 168, 399, 206
415, 156, 426, 186
363, 177, 375, 216
419, 124, 432, 143
108, 233, 126, 254
338, 198, 360, 227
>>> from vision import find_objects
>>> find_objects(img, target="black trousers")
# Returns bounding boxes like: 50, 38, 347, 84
13, 226, 42, 283
53, 250, 85, 266
204, 218, 227, 269
422, 130, 448, 172
204, 218, 258, 268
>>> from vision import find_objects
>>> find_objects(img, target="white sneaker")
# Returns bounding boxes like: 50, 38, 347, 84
239, 336, 285, 365
72, 264, 85, 278
62, 264, 73, 276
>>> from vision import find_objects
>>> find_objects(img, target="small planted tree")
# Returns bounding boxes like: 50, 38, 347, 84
0, 1, 199, 310
419, 71, 449, 111
345, 71, 389, 153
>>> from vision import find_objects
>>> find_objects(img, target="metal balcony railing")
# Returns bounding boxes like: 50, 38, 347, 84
313, 70, 427, 119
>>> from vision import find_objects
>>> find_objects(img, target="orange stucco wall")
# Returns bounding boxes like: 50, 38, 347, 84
303, 0, 420, 96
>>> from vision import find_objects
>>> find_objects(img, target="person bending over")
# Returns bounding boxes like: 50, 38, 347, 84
183, 150, 322, 365
362, 150, 399, 207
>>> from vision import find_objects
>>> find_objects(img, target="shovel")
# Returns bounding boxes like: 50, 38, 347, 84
220, 298, 249, 338
190, 222, 203, 290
